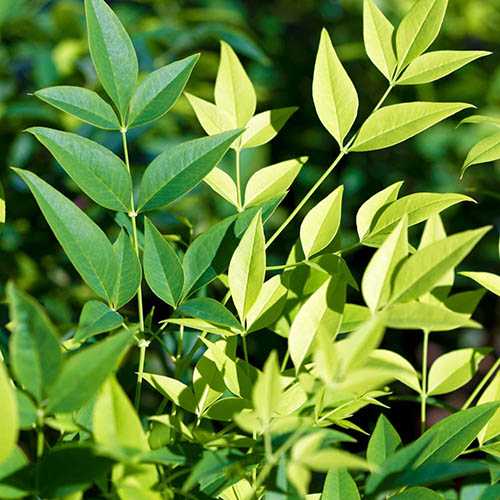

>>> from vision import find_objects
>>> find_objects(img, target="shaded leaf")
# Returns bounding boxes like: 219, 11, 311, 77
74, 300, 123, 342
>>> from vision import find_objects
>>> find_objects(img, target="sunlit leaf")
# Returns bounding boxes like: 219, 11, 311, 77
461, 131, 500, 178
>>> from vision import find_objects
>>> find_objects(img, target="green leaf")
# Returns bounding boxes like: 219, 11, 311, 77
143, 218, 183, 307
35, 86, 120, 129
138, 129, 243, 212
362, 216, 408, 312
322, 468, 360, 500
205, 397, 251, 421
461, 271, 500, 297
367, 414, 401, 470
427, 348, 488, 396
0, 361, 18, 466
289, 277, 345, 371
0, 446, 29, 498
300, 185, 343, 259
185, 92, 233, 135
179, 298, 242, 330
389, 227, 490, 304
74, 300, 123, 342
85, 0, 138, 118
356, 181, 404, 240
228, 211, 266, 322
477, 371, 500, 445
93, 376, 148, 453
461, 131, 500, 178
16, 389, 37, 430
244, 157, 306, 208
7, 282, 62, 402
392, 487, 445, 500
13, 169, 118, 302
240, 107, 298, 149
127, 54, 199, 128
351, 102, 472, 152
340, 303, 371, 333
362, 192, 474, 246
112, 229, 142, 310
215, 41, 256, 128
363, 0, 397, 81
27, 127, 132, 212
395, 0, 448, 71
458, 115, 500, 128
142, 373, 197, 414
47, 328, 134, 413
386, 301, 476, 331
397, 50, 490, 85
0, 181, 4, 235
204, 167, 238, 206
367, 349, 421, 391
253, 351, 282, 425
312, 28, 358, 148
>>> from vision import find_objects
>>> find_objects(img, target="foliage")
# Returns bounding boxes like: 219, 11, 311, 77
1, 0, 500, 499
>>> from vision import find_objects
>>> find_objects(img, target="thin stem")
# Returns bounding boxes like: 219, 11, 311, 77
338, 241, 362, 257
235, 148, 243, 211
242, 334, 250, 376
266, 261, 305, 271
37, 424, 44, 458
373, 83, 394, 113
177, 322, 184, 359
421, 329, 430, 434
462, 356, 500, 410
134, 341, 147, 410
280, 349, 290, 372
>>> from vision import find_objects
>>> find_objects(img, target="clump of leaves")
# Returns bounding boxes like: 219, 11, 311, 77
1, 0, 499, 498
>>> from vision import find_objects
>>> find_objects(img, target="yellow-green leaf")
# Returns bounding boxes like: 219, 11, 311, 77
185, 92, 233, 135
461, 131, 500, 178
0, 360, 18, 465
461, 271, 500, 297
204, 167, 238, 206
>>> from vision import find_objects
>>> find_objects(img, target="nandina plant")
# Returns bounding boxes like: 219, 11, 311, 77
1, 0, 500, 498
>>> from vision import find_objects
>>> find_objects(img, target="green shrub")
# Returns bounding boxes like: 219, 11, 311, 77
1, 0, 500, 498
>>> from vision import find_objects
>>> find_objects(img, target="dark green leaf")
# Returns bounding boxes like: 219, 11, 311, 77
179, 298, 241, 330
322, 468, 360, 500
74, 300, 123, 342
367, 414, 402, 468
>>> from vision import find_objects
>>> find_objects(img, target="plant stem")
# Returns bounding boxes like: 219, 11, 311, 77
37, 424, 44, 458
134, 340, 147, 410
280, 348, 290, 372
266, 261, 305, 271
339, 241, 362, 257
462, 355, 500, 410
420, 329, 430, 434
235, 148, 243, 211
373, 83, 394, 113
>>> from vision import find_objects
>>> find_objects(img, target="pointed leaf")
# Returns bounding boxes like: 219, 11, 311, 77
477, 371, 500, 445
461, 271, 500, 297
367, 414, 402, 469
142, 373, 197, 413
74, 300, 123, 342
351, 102, 472, 152
461, 131, 500, 178
179, 298, 242, 330
35, 86, 120, 129
363, 0, 397, 81
322, 468, 360, 500
204, 167, 238, 206
138, 129, 243, 212
253, 351, 283, 425
300, 185, 343, 259
143, 218, 183, 307
458, 115, 500, 128
185, 92, 233, 135
28, 127, 132, 212
0, 360, 18, 465
313, 28, 358, 147
85, 0, 138, 117
13, 169, 117, 302
47, 328, 135, 413
128, 54, 199, 128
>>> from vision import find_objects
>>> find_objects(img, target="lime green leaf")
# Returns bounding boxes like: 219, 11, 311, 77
397, 50, 490, 85
458, 115, 500, 128
112, 229, 142, 310
16, 389, 37, 429
340, 303, 371, 333
85, 0, 138, 117
35, 86, 120, 129
356, 181, 404, 240
362, 192, 474, 246
127, 54, 199, 128
300, 185, 343, 259
246, 275, 288, 333
367, 414, 402, 469
138, 129, 243, 212
143, 218, 183, 307
395, 0, 448, 71
7, 282, 62, 402
386, 301, 477, 331
362, 217, 408, 312
205, 397, 251, 421
244, 157, 306, 208
289, 277, 345, 370
228, 211, 265, 322
47, 328, 134, 413
0, 361, 18, 465
322, 468, 360, 500
179, 298, 242, 330
240, 107, 298, 149
166, 317, 238, 337
367, 350, 421, 391
142, 373, 197, 413
461, 271, 500, 297
351, 102, 472, 152
313, 28, 358, 148
477, 372, 500, 445
253, 351, 282, 425
204, 167, 238, 206
13, 168, 118, 302
28, 127, 132, 212
93, 376, 148, 452
363, 0, 397, 81
427, 348, 488, 396
215, 41, 256, 128
185, 92, 233, 135
0, 181, 4, 235
390, 227, 490, 304
461, 130, 500, 178
74, 300, 123, 342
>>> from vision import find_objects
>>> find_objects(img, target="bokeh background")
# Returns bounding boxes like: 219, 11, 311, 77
1, 0, 499, 438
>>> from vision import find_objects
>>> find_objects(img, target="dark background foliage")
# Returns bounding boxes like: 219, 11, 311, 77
1, 0, 499, 437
